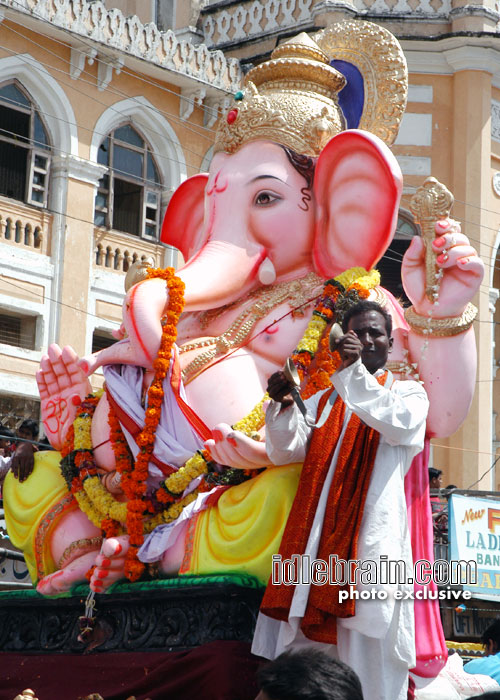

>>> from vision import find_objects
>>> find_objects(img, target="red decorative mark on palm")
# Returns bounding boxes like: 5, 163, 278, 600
36, 344, 92, 450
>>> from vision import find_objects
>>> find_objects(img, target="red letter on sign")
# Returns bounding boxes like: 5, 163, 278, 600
488, 508, 500, 533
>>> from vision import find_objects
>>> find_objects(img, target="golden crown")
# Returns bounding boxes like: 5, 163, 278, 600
214, 33, 346, 158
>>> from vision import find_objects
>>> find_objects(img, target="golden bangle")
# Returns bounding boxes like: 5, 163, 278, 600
405, 303, 477, 337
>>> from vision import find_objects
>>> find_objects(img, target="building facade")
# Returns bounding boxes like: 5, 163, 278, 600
1, 0, 499, 492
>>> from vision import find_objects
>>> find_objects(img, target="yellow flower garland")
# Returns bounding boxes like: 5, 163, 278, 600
83, 475, 128, 523
162, 453, 208, 495
233, 392, 269, 435
73, 490, 104, 529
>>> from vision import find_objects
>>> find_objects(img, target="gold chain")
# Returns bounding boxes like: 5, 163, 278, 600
179, 272, 323, 384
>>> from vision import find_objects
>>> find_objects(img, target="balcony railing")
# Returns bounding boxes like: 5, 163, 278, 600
202, 0, 315, 47
94, 229, 166, 274
0, 197, 51, 255
201, 0, 453, 48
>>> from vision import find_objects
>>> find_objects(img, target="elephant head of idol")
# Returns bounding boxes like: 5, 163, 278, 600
161, 28, 407, 311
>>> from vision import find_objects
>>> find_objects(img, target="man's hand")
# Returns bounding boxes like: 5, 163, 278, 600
332, 330, 363, 371
11, 441, 35, 482
267, 371, 295, 408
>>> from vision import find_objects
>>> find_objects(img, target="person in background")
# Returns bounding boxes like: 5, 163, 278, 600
429, 467, 448, 542
0, 419, 38, 484
464, 620, 500, 686
0, 425, 15, 455
255, 649, 364, 700
429, 467, 443, 494
0, 425, 15, 490
37, 436, 54, 451
17, 419, 39, 445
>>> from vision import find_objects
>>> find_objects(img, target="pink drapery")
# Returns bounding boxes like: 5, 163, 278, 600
405, 438, 447, 677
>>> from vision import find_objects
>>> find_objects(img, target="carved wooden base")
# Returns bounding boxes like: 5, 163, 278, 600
0, 579, 264, 654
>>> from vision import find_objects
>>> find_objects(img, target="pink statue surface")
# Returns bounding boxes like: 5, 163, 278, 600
3, 25, 483, 680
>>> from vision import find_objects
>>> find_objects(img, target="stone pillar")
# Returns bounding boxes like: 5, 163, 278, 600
52, 155, 106, 355
450, 0, 500, 33
47, 157, 69, 347
439, 63, 492, 489
173, 0, 205, 44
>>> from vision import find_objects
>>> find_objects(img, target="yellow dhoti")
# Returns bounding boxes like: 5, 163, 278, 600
3, 451, 75, 583
181, 463, 302, 584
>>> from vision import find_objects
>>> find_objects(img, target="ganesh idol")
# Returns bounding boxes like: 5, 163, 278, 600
4, 19, 482, 663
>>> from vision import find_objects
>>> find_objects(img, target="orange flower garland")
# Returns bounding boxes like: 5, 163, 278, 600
297, 273, 375, 398
302, 335, 341, 399
119, 266, 185, 581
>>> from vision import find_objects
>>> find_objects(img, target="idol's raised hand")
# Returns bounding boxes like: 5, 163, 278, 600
402, 219, 484, 318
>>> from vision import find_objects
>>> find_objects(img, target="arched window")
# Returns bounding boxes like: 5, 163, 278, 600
0, 81, 51, 207
377, 209, 420, 304
94, 124, 162, 239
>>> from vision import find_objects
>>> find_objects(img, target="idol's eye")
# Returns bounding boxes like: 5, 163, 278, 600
255, 191, 281, 206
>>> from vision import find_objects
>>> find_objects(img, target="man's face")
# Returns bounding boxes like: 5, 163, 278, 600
484, 639, 498, 656
18, 428, 34, 442
346, 310, 393, 374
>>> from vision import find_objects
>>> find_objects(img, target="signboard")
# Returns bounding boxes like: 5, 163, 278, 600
449, 494, 500, 598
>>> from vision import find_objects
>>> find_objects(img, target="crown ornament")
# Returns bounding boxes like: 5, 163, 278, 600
214, 33, 346, 157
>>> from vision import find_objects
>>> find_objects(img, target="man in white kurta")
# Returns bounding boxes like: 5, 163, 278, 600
252, 301, 429, 700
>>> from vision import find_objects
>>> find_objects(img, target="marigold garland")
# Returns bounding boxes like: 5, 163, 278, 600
60, 265, 381, 585
121, 266, 185, 581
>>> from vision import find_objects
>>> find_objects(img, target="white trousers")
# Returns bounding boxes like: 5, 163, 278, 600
253, 604, 410, 700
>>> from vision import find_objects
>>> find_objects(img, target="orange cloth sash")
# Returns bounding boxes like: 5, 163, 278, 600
261, 371, 388, 644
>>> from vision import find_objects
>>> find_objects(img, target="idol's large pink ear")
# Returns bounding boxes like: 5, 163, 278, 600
161, 173, 209, 260
313, 130, 402, 278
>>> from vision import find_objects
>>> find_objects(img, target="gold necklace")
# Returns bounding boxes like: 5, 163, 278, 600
179, 272, 323, 384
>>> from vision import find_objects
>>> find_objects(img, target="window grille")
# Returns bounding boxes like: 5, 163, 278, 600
94, 124, 161, 239
0, 311, 37, 350
0, 81, 51, 208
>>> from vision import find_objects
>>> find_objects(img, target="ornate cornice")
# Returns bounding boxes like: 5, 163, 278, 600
0, 580, 264, 653
0, 0, 242, 94
449, 5, 500, 23
401, 37, 500, 89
